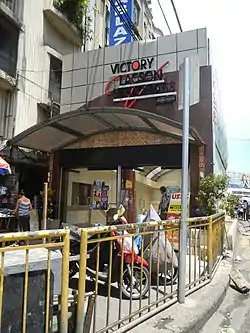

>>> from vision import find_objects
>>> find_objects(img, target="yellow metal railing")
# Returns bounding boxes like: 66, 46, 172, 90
0, 230, 70, 333
0, 213, 225, 333
75, 212, 225, 333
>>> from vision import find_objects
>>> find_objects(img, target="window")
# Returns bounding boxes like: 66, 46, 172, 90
143, 21, 147, 38
133, 1, 140, 26
105, 5, 110, 46
71, 182, 92, 206
49, 55, 62, 104
100, 0, 105, 16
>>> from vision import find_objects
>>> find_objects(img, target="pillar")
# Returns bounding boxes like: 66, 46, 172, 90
189, 145, 200, 212
122, 169, 136, 223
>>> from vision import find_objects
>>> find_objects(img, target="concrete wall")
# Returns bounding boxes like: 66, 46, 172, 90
61, 28, 208, 113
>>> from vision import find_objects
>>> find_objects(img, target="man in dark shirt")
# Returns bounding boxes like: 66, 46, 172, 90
34, 191, 43, 230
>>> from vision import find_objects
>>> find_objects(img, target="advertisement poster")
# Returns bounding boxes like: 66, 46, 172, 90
92, 181, 109, 210
228, 172, 250, 189
166, 192, 190, 244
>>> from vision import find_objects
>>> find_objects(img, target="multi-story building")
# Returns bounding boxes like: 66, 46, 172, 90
0, 0, 84, 144
88, 0, 162, 50
0, 0, 161, 144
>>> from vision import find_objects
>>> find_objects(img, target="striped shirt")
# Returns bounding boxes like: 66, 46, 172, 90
18, 199, 30, 216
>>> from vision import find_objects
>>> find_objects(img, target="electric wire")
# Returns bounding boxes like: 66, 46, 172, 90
170, 0, 183, 32
115, 0, 142, 40
156, 0, 172, 34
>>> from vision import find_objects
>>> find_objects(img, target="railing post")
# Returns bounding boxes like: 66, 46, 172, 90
76, 229, 88, 333
60, 230, 70, 333
208, 216, 213, 276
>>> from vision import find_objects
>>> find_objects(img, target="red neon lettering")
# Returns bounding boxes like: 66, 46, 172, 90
104, 61, 169, 109
172, 194, 181, 199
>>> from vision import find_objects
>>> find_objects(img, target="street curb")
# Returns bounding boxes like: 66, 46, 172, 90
130, 261, 232, 333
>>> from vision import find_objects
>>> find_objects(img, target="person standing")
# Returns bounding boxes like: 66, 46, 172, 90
14, 190, 32, 232
158, 186, 170, 220
34, 190, 43, 230
243, 200, 248, 221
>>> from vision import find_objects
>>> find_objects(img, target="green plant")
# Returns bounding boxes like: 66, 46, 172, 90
54, 0, 93, 42
221, 194, 239, 218
197, 173, 229, 216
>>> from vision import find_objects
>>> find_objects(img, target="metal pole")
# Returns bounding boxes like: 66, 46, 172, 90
58, 167, 63, 223
116, 165, 122, 207
178, 57, 190, 304
42, 182, 48, 231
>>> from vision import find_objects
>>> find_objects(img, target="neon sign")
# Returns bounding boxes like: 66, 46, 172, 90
105, 58, 177, 108
109, 0, 134, 46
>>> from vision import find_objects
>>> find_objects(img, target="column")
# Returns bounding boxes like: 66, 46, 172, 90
122, 169, 136, 223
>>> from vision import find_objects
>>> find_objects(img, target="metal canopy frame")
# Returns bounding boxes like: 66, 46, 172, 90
8, 106, 202, 153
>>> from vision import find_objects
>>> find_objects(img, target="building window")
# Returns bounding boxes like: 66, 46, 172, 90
144, 21, 147, 38
105, 5, 110, 46
71, 182, 92, 206
100, 0, 105, 16
49, 54, 62, 104
133, 1, 140, 26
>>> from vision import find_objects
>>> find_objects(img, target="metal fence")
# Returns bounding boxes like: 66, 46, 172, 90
0, 213, 225, 333
75, 212, 225, 333
0, 230, 71, 333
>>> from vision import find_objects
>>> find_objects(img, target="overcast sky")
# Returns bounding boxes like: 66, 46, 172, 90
152, 0, 250, 171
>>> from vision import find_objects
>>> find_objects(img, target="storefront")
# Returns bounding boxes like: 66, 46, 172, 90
8, 28, 217, 226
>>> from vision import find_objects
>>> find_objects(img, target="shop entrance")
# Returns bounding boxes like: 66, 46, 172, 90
58, 144, 187, 226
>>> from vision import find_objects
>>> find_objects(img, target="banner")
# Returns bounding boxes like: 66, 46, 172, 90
109, 0, 134, 46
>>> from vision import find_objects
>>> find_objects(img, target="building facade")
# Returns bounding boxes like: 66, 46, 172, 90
9, 27, 219, 225
0, 0, 161, 144
0, 0, 83, 144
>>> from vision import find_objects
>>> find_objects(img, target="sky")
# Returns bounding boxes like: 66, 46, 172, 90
151, 0, 250, 172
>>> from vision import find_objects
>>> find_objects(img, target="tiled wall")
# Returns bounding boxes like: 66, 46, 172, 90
61, 28, 208, 113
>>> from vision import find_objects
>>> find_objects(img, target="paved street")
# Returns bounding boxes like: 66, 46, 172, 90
200, 220, 250, 333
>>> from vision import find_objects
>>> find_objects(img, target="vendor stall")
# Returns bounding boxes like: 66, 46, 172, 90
0, 157, 17, 232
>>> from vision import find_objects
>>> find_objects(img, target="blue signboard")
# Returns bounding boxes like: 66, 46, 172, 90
109, 0, 134, 46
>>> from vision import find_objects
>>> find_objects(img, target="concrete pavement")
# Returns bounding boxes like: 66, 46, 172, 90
200, 219, 250, 333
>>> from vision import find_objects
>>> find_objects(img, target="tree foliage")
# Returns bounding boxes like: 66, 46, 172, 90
221, 194, 240, 218
54, 0, 93, 42
197, 173, 229, 216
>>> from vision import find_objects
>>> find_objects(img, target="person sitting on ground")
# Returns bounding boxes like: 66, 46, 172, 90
14, 190, 32, 232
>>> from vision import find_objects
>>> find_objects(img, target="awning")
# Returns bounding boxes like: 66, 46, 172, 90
8, 106, 203, 153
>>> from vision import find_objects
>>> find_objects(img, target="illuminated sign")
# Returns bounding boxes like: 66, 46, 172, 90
109, 0, 134, 46
105, 58, 177, 108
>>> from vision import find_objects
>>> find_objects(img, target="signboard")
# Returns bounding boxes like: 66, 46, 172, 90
166, 192, 190, 244
109, 0, 134, 46
105, 57, 177, 108
166, 192, 190, 220
178, 56, 200, 110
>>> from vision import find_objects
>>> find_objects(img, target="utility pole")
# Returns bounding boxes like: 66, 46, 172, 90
178, 57, 190, 303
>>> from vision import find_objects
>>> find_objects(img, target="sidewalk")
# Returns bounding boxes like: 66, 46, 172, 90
200, 219, 250, 332
130, 218, 237, 333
